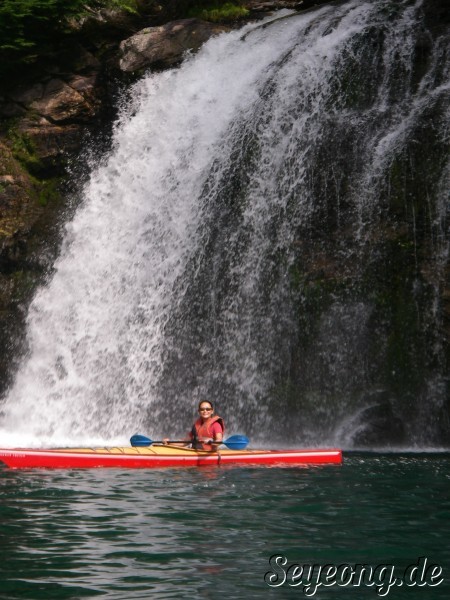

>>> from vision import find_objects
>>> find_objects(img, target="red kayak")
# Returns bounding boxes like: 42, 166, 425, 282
0, 444, 342, 469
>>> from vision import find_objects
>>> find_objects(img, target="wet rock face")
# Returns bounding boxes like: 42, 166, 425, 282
0, 142, 39, 248
118, 18, 229, 72
0, 70, 102, 251
4, 75, 101, 177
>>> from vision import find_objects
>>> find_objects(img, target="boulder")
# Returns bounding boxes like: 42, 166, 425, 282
246, 1, 305, 12
28, 77, 99, 124
118, 18, 228, 72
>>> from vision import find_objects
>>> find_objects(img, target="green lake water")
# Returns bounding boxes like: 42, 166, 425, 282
1, 453, 449, 599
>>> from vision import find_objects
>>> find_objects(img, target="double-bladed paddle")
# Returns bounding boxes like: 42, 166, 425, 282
130, 434, 249, 450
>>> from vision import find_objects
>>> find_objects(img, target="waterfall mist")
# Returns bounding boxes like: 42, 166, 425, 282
0, 0, 448, 448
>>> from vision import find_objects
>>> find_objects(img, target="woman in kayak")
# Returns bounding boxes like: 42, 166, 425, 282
163, 401, 224, 451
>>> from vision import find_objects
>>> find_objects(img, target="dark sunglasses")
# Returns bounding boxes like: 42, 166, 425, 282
199, 407, 213, 411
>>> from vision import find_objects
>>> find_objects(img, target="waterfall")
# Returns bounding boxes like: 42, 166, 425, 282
0, 0, 448, 448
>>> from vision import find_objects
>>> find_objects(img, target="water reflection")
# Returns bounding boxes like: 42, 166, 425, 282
1, 456, 449, 598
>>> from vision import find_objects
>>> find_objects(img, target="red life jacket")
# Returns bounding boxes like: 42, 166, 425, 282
191, 415, 225, 451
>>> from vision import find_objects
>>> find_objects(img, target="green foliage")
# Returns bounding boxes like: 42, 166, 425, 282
0, 1, 141, 80
8, 127, 42, 173
0, 1, 84, 50
38, 179, 60, 207
188, 2, 249, 22
0, 0, 81, 77
110, 0, 141, 14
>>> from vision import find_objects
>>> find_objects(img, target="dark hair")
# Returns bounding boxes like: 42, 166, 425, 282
198, 400, 214, 410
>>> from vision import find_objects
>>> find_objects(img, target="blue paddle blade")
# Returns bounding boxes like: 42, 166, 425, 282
130, 434, 152, 447
224, 435, 249, 450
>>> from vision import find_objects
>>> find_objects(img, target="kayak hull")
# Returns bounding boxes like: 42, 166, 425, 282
0, 445, 342, 469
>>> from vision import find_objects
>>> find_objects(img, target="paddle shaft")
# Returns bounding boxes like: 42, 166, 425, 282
155, 439, 221, 445
130, 434, 249, 450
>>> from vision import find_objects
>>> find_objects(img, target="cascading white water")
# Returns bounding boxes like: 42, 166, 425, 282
0, 0, 448, 447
